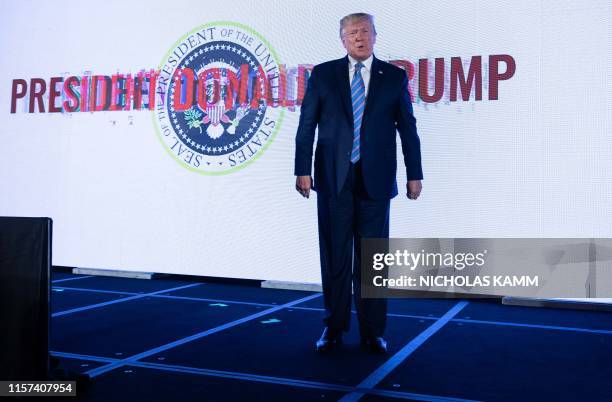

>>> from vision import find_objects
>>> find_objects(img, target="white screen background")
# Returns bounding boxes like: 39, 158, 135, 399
1, 0, 610, 283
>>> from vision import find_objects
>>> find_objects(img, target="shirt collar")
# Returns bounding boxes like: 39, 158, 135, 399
348, 54, 373, 72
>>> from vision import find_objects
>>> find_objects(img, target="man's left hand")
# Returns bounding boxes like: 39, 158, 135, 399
407, 180, 422, 200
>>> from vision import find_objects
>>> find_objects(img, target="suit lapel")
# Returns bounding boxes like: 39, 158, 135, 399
363, 56, 383, 124
336, 56, 353, 123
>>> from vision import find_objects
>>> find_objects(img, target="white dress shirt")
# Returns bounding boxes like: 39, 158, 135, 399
348, 55, 373, 97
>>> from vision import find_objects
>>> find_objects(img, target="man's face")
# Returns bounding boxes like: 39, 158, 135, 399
341, 19, 376, 61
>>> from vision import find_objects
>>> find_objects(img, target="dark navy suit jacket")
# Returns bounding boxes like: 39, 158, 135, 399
294, 55, 423, 200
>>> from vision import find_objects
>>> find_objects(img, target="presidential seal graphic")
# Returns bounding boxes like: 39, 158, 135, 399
153, 22, 284, 174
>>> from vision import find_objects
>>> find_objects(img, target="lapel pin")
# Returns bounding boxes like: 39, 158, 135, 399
378, 70, 383, 74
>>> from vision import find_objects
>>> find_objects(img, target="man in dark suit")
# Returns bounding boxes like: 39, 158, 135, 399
294, 13, 423, 353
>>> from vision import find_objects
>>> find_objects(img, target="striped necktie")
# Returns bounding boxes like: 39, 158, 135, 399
350, 62, 365, 164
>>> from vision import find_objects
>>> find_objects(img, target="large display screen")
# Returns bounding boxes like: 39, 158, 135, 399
2, 0, 610, 283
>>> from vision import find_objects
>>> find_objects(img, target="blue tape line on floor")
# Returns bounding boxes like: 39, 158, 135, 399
52, 350, 478, 401
85, 293, 322, 378
339, 301, 471, 402
52, 283, 201, 317
53, 286, 139, 296
52, 285, 612, 335
52, 275, 94, 284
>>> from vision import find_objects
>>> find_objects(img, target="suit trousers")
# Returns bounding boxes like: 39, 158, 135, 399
316, 161, 389, 337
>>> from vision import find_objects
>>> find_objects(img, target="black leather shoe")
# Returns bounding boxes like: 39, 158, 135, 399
316, 328, 342, 352
361, 336, 388, 353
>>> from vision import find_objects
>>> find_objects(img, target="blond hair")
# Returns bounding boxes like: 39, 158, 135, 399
339, 13, 376, 38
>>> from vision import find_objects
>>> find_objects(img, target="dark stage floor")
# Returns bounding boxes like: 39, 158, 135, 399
47, 271, 612, 401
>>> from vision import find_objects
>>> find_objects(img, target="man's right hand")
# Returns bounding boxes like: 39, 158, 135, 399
295, 176, 313, 198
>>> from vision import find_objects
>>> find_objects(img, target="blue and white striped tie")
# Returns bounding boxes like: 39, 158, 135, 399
350, 62, 365, 164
